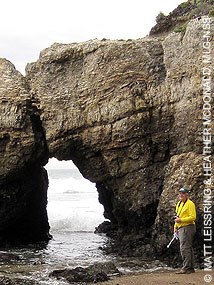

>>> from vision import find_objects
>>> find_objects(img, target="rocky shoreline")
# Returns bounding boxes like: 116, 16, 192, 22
0, 268, 205, 285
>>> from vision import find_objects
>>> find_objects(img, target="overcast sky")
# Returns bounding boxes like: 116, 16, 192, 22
45, 157, 77, 169
0, 0, 185, 74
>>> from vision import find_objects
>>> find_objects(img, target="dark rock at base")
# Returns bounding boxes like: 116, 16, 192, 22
0, 277, 39, 285
50, 262, 120, 283
118, 258, 168, 272
90, 262, 121, 276
50, 267, 108, 283
0, 251, 20, 263
95, 221, 118, 238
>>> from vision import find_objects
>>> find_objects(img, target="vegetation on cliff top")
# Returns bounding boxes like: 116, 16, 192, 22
150, 0, 214, 36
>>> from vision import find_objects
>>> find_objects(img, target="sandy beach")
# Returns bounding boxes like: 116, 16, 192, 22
92, 270, 210, 285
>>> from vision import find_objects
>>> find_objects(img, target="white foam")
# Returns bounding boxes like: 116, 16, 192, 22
46, 160, 105, 233
48, 176, 96, 194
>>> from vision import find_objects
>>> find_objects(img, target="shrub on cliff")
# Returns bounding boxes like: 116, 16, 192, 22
156, 12, 166, 23
150, 0, 214, 36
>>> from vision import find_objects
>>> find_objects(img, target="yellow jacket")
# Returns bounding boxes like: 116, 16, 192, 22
174, 199, 196, 230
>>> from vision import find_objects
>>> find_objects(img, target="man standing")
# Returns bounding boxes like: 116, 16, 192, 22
174, 187, 196, 274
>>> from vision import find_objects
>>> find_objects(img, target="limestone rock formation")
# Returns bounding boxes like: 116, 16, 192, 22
0, 14, 213, 265
0, 59, 50, 245
25, 37, 167, 232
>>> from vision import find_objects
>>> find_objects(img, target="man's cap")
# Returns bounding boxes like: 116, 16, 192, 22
179, 187, 189, 193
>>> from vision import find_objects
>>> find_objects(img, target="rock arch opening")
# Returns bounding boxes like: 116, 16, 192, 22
45, 158, 105, 234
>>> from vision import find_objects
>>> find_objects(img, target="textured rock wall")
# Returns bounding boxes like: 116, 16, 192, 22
25, 17, 213, 259
26, 38, 169, 246
0, 17, 213, 262
151, 19, 211, 260
0, 59, 50, 245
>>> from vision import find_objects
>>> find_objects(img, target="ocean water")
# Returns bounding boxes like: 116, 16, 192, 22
0, 159, 170, 284
0, 159, 112, 284
47, 167, 104, 233
46, 163, 111, 269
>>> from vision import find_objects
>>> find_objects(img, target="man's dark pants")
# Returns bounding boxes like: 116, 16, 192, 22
178, 224, 196, 270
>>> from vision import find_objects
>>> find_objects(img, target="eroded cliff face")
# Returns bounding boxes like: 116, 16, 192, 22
0, 59, 50, 245
0, 18, 213, 262
26, 38, 168, 235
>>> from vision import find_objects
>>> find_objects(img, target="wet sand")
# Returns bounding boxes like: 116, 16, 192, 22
92, 269, 210, 285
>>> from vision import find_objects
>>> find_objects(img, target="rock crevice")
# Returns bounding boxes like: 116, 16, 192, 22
0, 59, 50, 245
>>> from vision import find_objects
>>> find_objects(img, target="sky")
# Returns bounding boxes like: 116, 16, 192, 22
45, 157, 76, 169
0, 0, 185, 75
